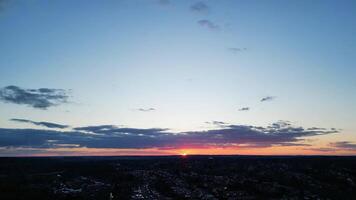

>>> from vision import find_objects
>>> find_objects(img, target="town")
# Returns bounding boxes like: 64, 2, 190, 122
0, 156, 355, 199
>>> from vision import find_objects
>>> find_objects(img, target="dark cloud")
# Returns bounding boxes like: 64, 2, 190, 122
238, 107, 250, 111
0, 128, 92, 149
261, 96, 276, 102
205, 121, 228, 126
10, 118, 69, 129
0, 85, 69, 109
303, 141, 356, 152
307, 127, 327, 131
137, 108, 156, 112
197, 19, 219, 30
228, 47, 247, 53
330, 141, 356, 151
74, 125, 168, 137
268, 120, 291, 129
184, 122, 337, 148
73, 125, 118, 133
0, 127, 170, 149
0, 122, 338, 150
190, 1, 209, 13
304, 147, 336, 152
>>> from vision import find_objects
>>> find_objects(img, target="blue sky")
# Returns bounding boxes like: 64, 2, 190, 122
0, 0, 355, 155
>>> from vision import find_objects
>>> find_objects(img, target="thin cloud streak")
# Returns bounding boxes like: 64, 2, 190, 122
137, 108, 156, 112
330, 141, 356, 151
205, 121, 228, 126
228, 47, 247, 53
261, 96, 276, 102
10, 118, 69, 129
197, 19, 219, 30
239, 107, 250, 111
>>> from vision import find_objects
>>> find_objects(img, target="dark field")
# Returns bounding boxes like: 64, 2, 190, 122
0, 156, 355, 200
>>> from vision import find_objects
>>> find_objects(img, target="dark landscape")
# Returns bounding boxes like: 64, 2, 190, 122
0, 156, 355, 200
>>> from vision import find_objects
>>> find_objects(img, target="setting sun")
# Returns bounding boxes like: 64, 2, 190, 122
181, 152, 188, 157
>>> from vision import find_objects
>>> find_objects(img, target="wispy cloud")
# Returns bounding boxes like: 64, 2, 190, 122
74, 125, 168, 137
307, 127, 327, 131
261, 96, 276, 102
228, 47, 247, 53
190, 1, 209, 13
10, 118, 69, 129
0, 85, 69, 109
238, 107, 250, 111
268, 120, 291, 129
330, 141, 356, 151
304, 147, 337, 152
205, 121, 228, 126
0, 122, 338, 150
136, 108, 156, 112
197, 19, 219, 30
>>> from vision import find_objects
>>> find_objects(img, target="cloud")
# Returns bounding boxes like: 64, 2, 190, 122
190, 1, 209, 13
238, 107, 250, 111
228, 47, 247, 53
184, 122, 337, 148
10, 118, 69, 129
73, 125, 118, 133
137, 108, 156, 112
0, 127, 171, 149
0, 128, 91, 149
0, 85, 69, 109
261, 96, 276, 102
330, 141, 356, 151
74, 125, 168, 137
205, 121, 228, 126
0, 122, 338, 151
268, 120, 291, 129
303, 141, 356, 153
197, 19, 219, 30
304, 147, 337, 152
307, 127, 327, 131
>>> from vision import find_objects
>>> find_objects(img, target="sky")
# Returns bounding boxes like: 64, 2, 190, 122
0, 0, 356, 156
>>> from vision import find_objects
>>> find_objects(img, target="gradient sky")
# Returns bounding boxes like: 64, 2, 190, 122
0, 0, 356, 156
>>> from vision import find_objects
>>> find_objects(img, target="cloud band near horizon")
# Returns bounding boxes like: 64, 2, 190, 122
0, 121, 338, 151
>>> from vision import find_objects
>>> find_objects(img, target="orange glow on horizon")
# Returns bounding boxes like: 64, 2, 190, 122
7, 145, 355, 157
181, 152, 188, 157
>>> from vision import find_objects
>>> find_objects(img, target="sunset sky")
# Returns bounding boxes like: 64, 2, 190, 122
0, 0, 356, 156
